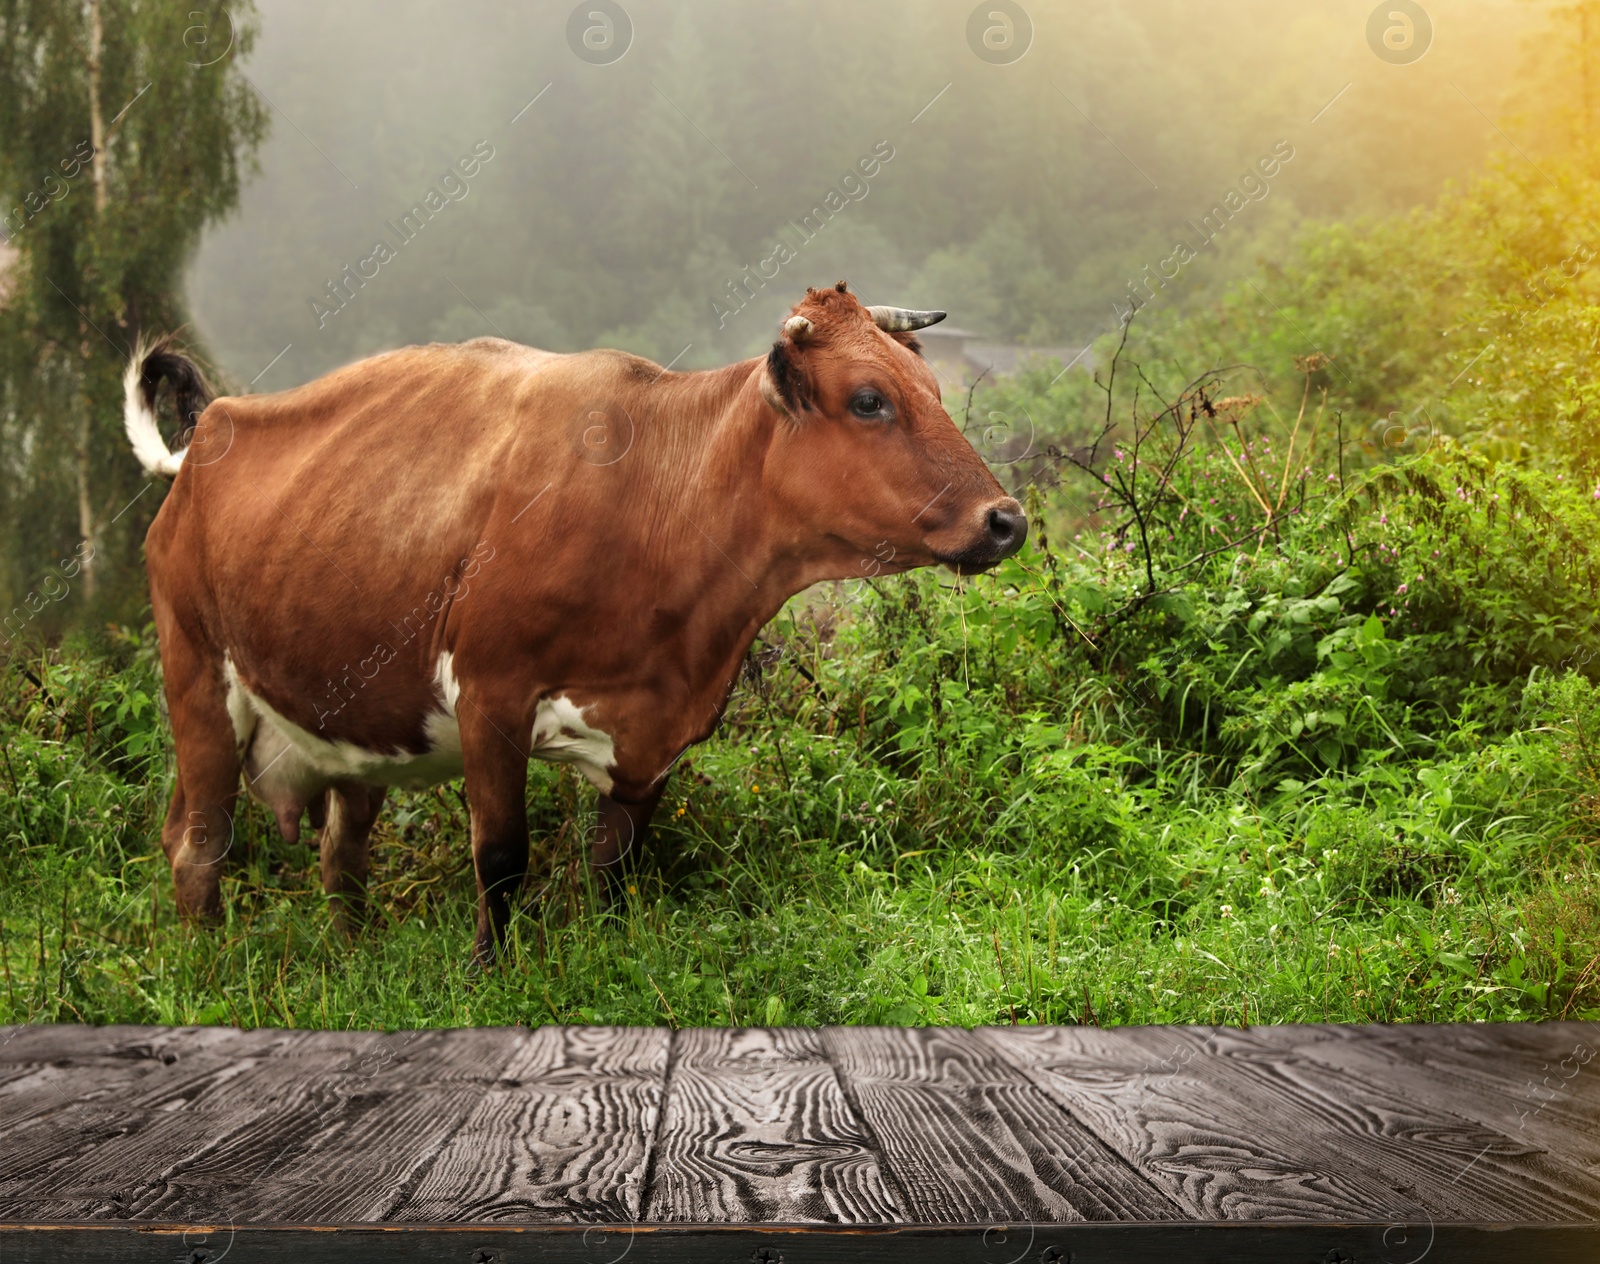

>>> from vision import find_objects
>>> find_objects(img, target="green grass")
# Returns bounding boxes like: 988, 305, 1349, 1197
14, 144, 1600, 1039
8, 350, 1600, 1032
3, 585, 1596, 1032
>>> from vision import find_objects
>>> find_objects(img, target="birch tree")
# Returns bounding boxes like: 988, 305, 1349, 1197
0, 0, 266, 617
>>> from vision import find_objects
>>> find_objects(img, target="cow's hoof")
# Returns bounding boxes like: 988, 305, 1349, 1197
468, 935, 499, 975
174, 894, 224, 925
327, 899, 369, 939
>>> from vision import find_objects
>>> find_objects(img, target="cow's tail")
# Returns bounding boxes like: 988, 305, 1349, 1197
122, 336, 215, 478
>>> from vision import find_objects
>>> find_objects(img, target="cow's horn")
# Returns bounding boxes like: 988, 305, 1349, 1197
867, 306, 947, 332
783, 315, 814, 341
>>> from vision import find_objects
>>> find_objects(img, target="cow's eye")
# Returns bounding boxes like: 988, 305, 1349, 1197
850, 390, 888, 418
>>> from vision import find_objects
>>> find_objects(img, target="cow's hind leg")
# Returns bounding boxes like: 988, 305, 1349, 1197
590, 782, 666, 900
319, 783, 387, 934
157, 637, 242, 923
460, 709, 530, 965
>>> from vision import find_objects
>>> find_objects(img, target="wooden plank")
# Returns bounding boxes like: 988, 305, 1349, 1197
984, 1024, 1457, 1221
0, 1027, 349, 1145
0, 1029, 405, 1216
6, 1020, 1600, 1235
0, 1028, 384, 1183
1189, 1024, 1600, 1219
824, 1026, 1178, 1223
0, 1048, 285, 1207
0, 1063, 38, 1091
1378, 1020, 1600, 1067
0, 1026, 273, 1118
1242, 1023, 1600, 1178
0, 1057, 345, 1219
0, 1059, 96, 1132
987, 1024, 1600, 1223
0, 1030, 509, 1223
0, 1025, 271, 1064
124, 1029, 519, 1223
0, 1024, 406, 1069
397, 1026, 670, 1223
1364, 1021, 1600, 1108
646, 1027, 900, 1224
1196, 1030, 1600, 1216
0, 1025, 156, 1063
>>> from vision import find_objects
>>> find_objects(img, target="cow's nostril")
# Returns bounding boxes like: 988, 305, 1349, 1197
986, 507, 1027, 555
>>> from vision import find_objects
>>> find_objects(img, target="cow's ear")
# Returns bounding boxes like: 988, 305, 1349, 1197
761, 340, 810, 417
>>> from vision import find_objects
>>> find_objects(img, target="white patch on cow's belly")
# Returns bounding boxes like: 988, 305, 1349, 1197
531, 694, 616, 793
222, 654, 615, 798
223, 652, 465, 805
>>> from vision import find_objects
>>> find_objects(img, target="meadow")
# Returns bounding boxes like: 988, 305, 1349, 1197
8, 135, 1600, 1035
6, 227, 1600, 1032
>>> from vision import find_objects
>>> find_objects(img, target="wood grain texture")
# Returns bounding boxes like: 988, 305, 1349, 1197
985, 1024, 1600, 1223
0, 1062, 137, 1140
824, 1026, 1180, 1223
133, 1029, 519, 1223
1361, 1021, 1600, 1107
397, 1026, 669, 1223
6, 1021, 1600, 1232
1190, 1024, 1600, 1220
1, 1086, 288, 1217
1, 1029, 503, 1223
0, 1028, 375, 1146
0, 1025, 278, 1064
984, 1024, 1449, 1222
0, 1030, 294, 1208
1375, 1020, 1600, 1068
0, 1062, 38, 1091
647, 1027, 900, 1224
1236, 1023, 1600, 1179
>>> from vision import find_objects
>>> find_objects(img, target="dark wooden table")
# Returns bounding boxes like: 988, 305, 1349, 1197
2, 1021, 1598, 1261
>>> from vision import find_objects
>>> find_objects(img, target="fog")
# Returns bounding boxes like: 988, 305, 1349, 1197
188, 0, 1537, 390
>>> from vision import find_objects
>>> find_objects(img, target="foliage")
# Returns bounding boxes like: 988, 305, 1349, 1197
0, 0, 267, 619
1130, 157, 1600, 473
5, 383, 1599, 1027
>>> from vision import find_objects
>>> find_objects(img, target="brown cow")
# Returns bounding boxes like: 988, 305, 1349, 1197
124, 282, 1025, 961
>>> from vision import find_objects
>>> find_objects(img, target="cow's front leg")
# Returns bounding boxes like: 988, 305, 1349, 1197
461, 708, 531, 965
591, 781, 666, 899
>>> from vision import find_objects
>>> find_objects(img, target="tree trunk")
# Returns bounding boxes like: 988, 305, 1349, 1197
88, 0, 107, 215
74, 393, 97, 601
79, 0, 106, 597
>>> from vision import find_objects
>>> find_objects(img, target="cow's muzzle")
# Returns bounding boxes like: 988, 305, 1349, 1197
940, 498, 1028, 574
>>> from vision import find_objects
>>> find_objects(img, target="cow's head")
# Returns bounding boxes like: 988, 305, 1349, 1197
759, 281, 1026, 579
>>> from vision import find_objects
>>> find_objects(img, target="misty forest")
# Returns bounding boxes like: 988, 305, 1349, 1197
4, 0, 1600, 1029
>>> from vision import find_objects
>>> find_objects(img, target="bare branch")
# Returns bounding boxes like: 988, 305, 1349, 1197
960, 365, 992, 434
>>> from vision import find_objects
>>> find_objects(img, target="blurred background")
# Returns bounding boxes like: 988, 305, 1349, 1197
0, 0, 1587, 619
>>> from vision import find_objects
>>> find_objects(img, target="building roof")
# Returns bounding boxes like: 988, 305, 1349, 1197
917, 325, 985, 341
